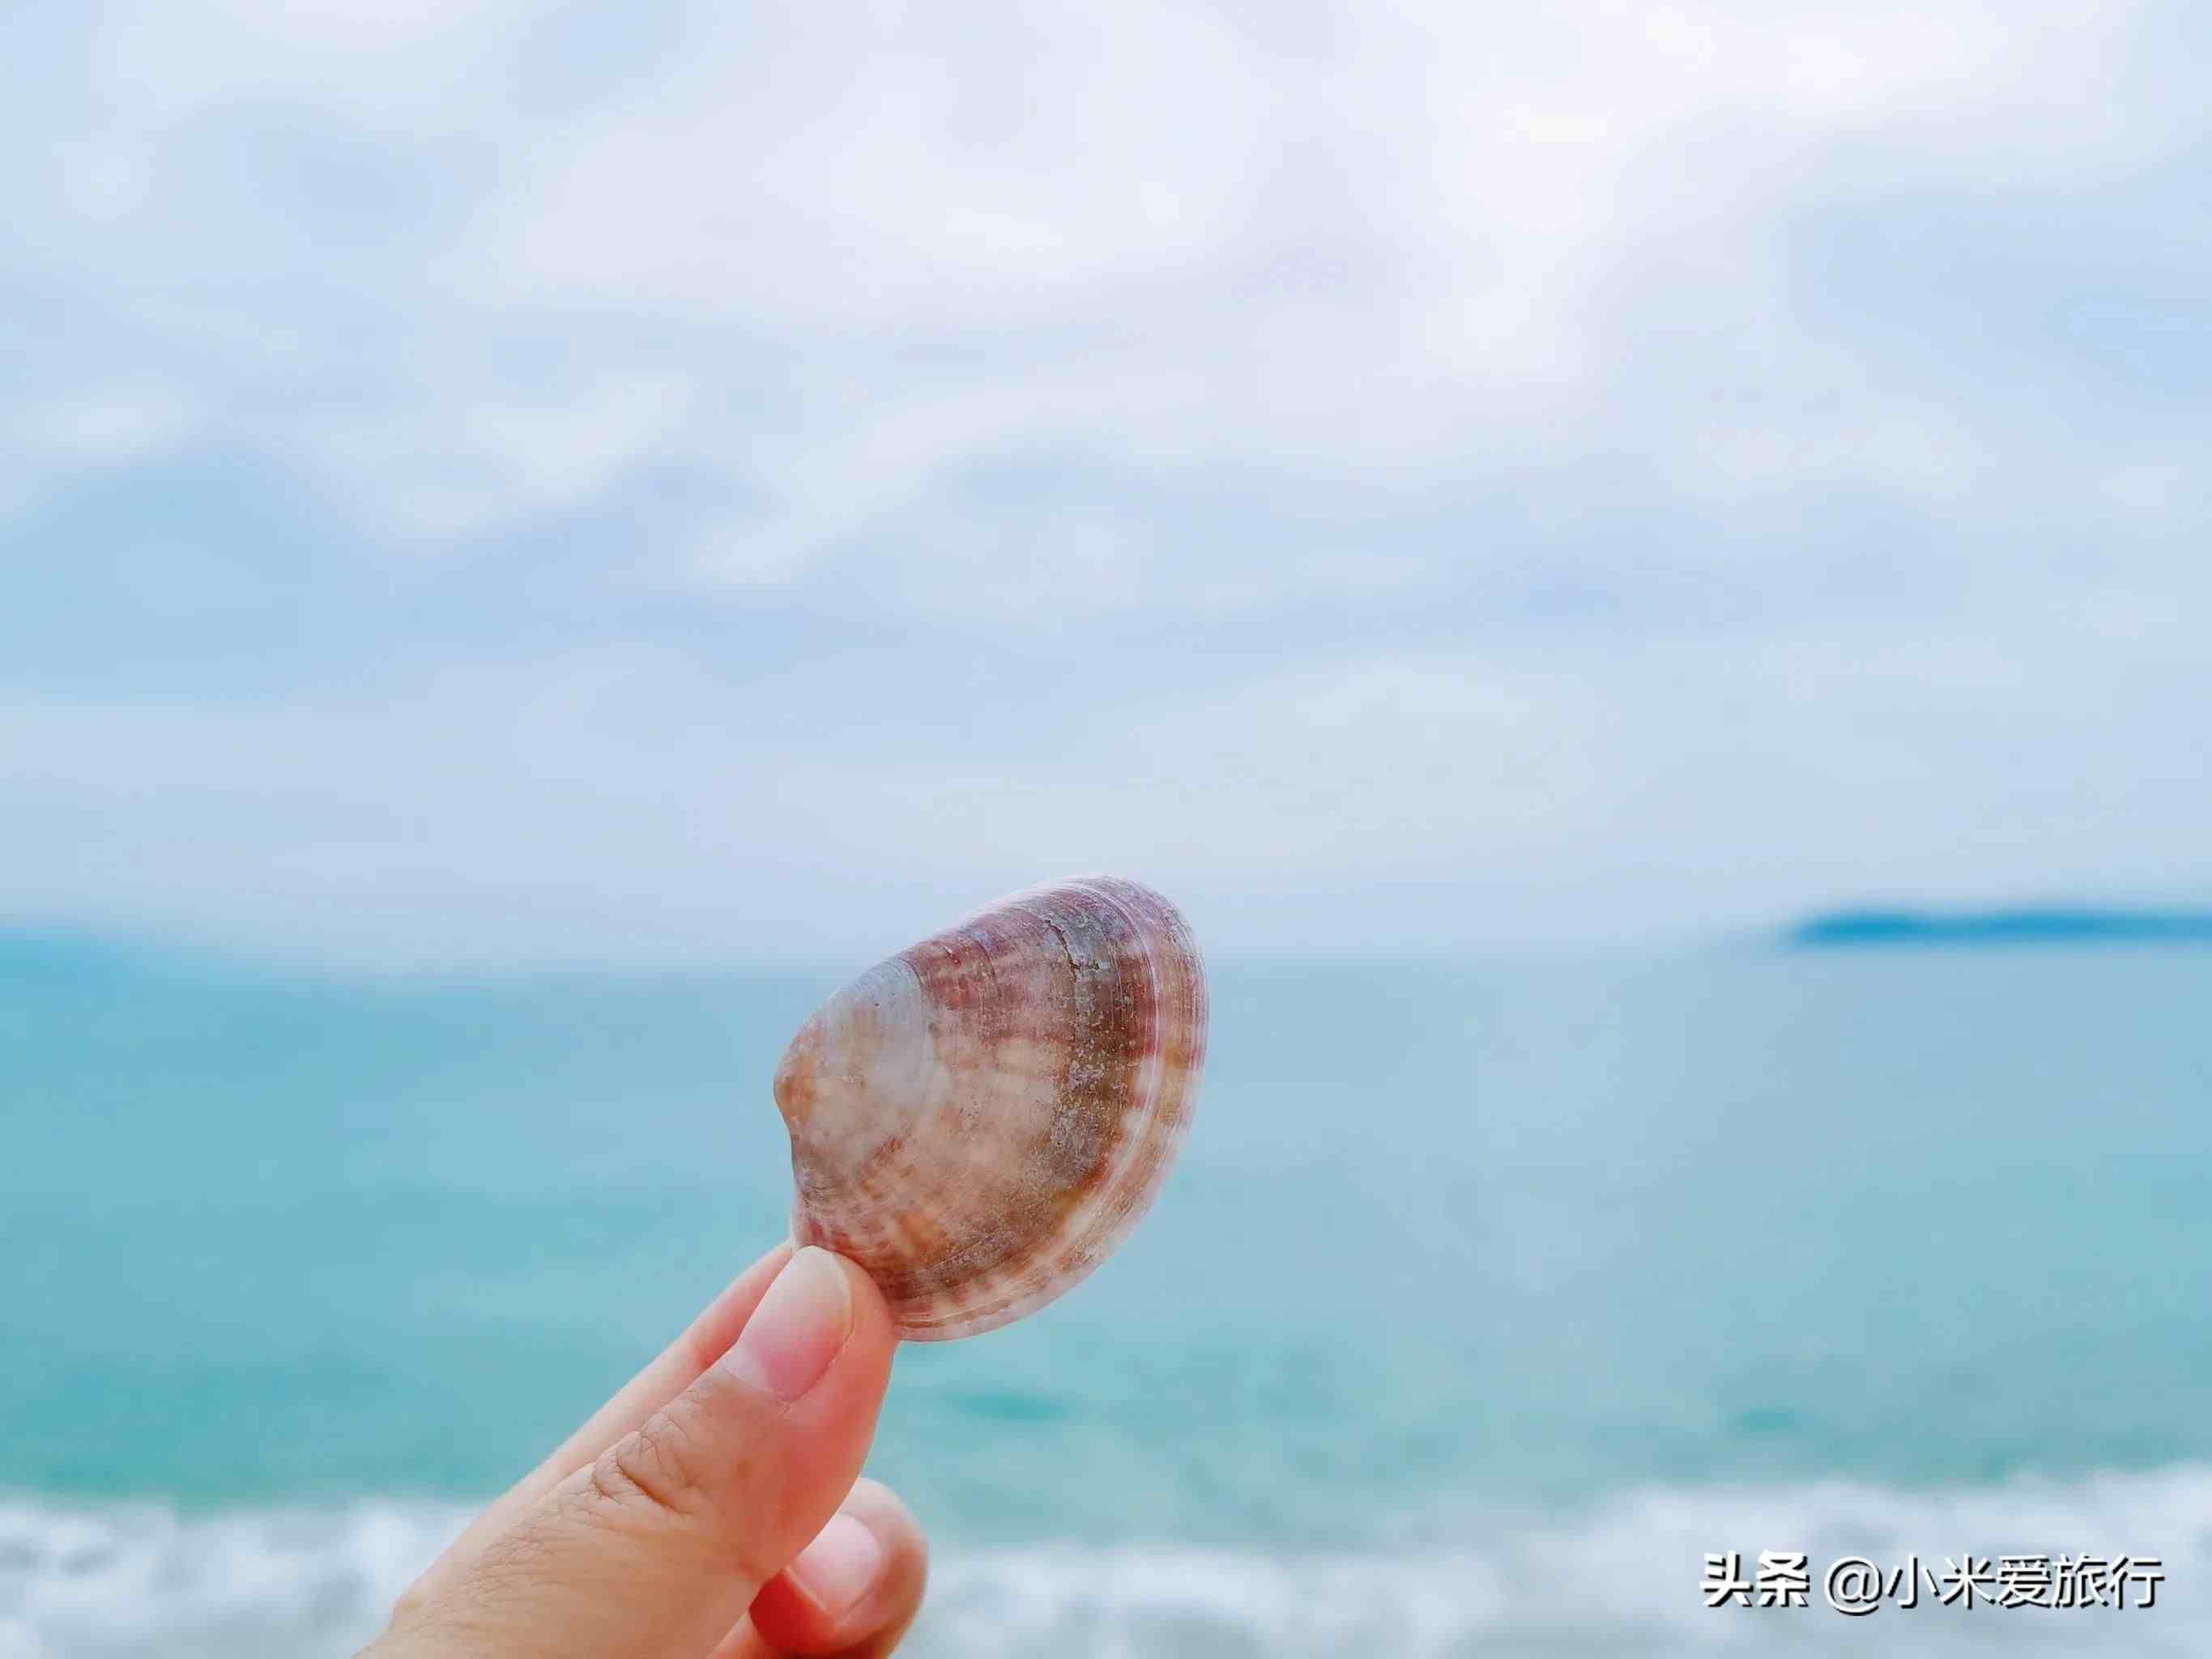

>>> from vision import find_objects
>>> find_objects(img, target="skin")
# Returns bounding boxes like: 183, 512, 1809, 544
362, 1243, 929, 1659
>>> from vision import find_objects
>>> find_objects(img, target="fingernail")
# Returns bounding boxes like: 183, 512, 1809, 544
786, 1512, 884, 1620
719, 1246, 853, 1401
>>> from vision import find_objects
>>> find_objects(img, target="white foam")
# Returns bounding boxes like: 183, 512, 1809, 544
5, 1469, 2210, 1657
0, 1499, 470, 1659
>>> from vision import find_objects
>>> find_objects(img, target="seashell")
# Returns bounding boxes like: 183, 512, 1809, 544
771, 876, 1206, 1341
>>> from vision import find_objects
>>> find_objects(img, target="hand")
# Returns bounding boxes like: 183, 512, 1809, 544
363, 1244, 927, 1658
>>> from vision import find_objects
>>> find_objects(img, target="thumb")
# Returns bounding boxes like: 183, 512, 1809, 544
374, 1247, 897, 1659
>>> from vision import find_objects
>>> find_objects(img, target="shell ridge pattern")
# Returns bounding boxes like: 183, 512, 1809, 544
775, 876, 1204, 1341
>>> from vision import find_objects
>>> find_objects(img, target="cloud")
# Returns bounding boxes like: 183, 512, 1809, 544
19, 1, 2206, 573
3, 0, 2210, 962
5, 606, 2202, 965
0, 645, 1597, 963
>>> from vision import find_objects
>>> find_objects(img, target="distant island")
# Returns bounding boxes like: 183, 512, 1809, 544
1788, 907, 2212, 948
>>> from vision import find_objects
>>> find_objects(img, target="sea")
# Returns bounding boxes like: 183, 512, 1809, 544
5, 931, 2210, 1656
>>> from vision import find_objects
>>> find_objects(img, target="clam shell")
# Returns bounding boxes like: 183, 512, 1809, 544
772, 876, 1206, 1340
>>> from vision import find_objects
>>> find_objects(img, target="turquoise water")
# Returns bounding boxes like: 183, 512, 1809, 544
6, 934, 2212, 1654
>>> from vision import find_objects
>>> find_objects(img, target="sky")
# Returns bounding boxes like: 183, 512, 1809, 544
3, 1, 2209, 968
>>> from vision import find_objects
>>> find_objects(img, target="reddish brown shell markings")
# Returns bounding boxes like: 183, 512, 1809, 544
772, 876, 1207, 1340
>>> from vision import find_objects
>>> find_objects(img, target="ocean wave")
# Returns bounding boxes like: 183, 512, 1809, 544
5, 1468, 2210, 1657
0, 1498, 470, 1659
